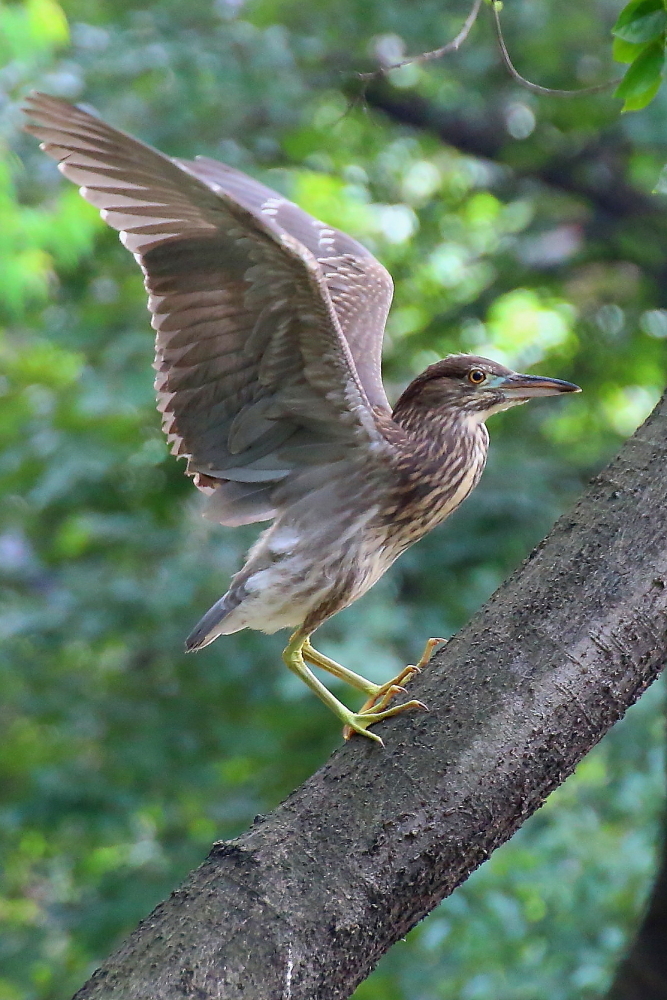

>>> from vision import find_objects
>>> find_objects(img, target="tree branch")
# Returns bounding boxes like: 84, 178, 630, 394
489, 0, 616, 97
357, 0, 483, 81
73, 396, 667, 999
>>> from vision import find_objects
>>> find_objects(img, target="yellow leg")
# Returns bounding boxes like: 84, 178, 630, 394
302, 639, 379, 695
283, 630, 427, 746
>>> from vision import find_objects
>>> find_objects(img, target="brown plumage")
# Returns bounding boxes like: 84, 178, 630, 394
23, 93, 580, 743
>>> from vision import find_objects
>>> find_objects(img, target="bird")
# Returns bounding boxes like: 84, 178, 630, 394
23, 92, 580, 744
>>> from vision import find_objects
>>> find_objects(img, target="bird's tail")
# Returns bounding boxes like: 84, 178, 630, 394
185, 595, 239, 651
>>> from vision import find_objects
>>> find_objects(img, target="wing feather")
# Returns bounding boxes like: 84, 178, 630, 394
23, 93, 394, 525
177, 156, 393, 411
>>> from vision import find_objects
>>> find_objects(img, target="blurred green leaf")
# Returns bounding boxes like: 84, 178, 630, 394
0, 0, 68, 62
26, 0, 69, 46
612, 35, 650, 63
615, 40, 665, 109
613, 0, 667, 43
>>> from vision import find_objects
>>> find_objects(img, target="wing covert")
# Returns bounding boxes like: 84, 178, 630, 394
177, 156, 393, 411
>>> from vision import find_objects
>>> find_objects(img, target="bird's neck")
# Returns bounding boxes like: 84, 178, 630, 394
391, 398, 489, 455
380, 398, 490, 546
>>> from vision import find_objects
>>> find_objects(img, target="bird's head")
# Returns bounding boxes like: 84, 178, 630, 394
393, 354, 580, 425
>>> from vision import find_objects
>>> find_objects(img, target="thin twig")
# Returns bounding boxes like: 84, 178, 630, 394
490, 0, 616, 97
357, 0, 483, 82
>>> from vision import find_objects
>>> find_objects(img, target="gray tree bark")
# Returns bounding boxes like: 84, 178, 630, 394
73, 395, 667, 1000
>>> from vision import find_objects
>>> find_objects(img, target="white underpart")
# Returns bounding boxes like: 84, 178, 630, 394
213, 497, 385, 636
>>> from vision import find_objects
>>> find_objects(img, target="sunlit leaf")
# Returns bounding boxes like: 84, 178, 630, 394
613, 0, 667, 43
613, 35, 650, 63
26, 0, 69, 46
620, 74, 662, 109
615, 40, 665, 109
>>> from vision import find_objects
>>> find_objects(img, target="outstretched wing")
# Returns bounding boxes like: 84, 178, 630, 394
23, 93, 394, 526
176, 156, 393, 411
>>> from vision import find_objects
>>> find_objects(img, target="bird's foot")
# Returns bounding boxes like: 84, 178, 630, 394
342, 699, 429, 745
348, 637, 447, 720
284, 631, 445, 746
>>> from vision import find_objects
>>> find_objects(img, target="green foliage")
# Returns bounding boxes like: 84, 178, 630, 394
0, 0, 69, 91
0, 0, 665, 997
613, 0, 667, 110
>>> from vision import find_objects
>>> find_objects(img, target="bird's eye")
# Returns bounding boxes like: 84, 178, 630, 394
467, 369, 486, 385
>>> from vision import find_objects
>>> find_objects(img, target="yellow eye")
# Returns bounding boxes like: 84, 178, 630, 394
467, 369, 486, 385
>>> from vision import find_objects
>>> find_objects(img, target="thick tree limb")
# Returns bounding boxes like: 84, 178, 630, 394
73, 396, 667, 999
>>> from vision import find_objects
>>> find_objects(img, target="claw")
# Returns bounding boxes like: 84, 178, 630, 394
340, 640, 444, 741
416, 637, 447, 669
342, 720, 385, 745
342, 698, 429, 741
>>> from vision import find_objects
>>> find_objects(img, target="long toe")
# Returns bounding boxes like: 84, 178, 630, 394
342, 698, 428, 741
354, 665, 421, 716
357, 637, 446, 713
364, 684, 408, 714
416, 637, 447, 669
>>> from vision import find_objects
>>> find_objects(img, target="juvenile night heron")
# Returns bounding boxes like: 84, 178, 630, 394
24, 93, 580, 743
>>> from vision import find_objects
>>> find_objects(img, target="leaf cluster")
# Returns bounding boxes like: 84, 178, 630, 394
613, 0, 667, 110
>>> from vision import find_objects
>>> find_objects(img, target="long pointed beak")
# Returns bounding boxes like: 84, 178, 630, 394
498, 373, 581, 400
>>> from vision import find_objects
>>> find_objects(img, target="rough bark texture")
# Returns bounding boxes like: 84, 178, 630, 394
73, 396, 667, 999
607, 820, 667, 1000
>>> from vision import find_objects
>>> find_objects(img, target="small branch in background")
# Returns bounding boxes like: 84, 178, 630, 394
490, 0, 616, 97
350, 75, 667, 293
355, 0, 616, 97
356, 0, 483, 82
